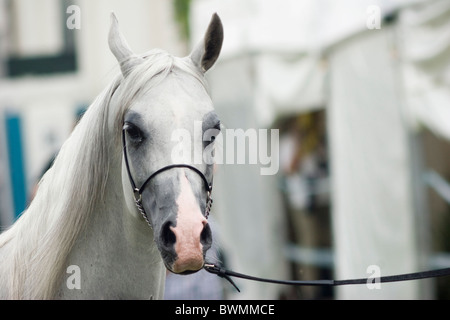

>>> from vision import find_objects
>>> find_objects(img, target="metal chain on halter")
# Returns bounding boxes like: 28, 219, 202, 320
205, 189, 213, 219
133, 189, 153, 229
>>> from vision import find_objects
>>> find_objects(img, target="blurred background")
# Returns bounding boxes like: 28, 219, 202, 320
1, 0, 450, 299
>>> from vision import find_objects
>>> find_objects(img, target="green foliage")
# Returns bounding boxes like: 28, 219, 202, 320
173, 0, 191, 40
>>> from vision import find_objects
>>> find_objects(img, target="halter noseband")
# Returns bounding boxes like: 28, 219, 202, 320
122, 129, 213, 229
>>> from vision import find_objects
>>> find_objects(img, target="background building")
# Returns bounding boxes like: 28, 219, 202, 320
0, 0, 184, 224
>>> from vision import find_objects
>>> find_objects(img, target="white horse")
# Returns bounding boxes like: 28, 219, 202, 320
0, 13, 223, 299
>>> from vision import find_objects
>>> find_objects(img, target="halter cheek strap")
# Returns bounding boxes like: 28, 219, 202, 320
122, 129, 213, 229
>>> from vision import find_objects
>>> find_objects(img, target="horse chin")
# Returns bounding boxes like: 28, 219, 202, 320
163, 257, 205, 275
168, 268, 201, 276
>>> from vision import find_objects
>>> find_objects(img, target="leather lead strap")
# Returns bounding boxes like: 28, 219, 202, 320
203, 264, 450, 292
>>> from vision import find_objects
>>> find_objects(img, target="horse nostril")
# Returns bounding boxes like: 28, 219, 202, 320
161, 221, 176, 248
200, 223, 212, 248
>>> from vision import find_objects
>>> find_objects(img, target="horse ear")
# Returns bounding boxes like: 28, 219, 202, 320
108, 12, 143, 78
190, 13, 224, 73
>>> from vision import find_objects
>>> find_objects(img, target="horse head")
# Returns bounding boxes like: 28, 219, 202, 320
108, 13, 223, 274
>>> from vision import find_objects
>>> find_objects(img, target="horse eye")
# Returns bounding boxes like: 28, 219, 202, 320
203, 123, 221, 147
211, 122, 221, 141
124, 123, 144, 142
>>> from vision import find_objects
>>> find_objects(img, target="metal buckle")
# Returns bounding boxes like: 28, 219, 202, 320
133, 188, 141, 202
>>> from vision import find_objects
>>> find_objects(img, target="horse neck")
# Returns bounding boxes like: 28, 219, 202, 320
58, 148, 165, 299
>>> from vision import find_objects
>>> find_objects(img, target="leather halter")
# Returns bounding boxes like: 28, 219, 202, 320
122, 129, 213, 229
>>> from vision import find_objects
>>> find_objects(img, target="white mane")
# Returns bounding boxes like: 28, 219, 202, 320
0, 49, 206, 299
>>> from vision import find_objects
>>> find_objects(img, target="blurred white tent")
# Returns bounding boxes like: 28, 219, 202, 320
191, 0, 450, 299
